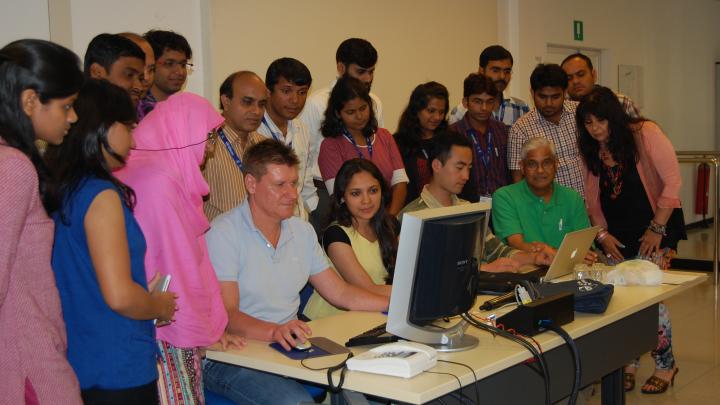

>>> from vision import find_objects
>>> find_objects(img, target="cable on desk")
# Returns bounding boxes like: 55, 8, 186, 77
424, 370, 475, 405
299, 352, 354, 393
462, 312, 551, 405
540, 320, 581, 405
437, 359, 480, 405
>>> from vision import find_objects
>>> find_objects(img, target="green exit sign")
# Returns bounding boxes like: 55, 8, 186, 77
574, 20, 584, 41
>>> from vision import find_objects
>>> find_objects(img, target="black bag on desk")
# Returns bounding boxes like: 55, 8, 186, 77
522, 279, 614, 314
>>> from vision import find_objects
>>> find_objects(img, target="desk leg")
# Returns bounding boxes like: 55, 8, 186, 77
601, 367, 625, 405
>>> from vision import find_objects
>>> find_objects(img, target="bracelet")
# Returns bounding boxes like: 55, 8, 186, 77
648, 220, 667, 236
596, 229, 609, 243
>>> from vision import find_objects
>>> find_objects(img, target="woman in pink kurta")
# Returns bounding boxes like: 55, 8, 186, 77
0, 39, 83, 404
115, 92, 242, 404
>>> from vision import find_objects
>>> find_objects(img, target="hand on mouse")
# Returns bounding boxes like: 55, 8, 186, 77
271, 319, 312, 351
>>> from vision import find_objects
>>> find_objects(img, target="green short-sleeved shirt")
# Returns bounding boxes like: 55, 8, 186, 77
492, 180, 590, 248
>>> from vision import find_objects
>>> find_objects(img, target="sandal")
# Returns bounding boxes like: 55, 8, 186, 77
641, 368, 679, 394
623, 372, 636, 392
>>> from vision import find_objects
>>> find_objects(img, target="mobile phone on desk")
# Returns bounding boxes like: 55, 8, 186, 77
153, 274, 172, 327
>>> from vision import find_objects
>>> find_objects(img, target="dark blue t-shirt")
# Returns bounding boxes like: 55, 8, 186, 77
51, 177, 157, 390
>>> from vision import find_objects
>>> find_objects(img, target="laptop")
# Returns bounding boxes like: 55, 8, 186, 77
519, 226, 600, 283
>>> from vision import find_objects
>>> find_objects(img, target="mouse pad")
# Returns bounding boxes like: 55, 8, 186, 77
269, 337, 350, 360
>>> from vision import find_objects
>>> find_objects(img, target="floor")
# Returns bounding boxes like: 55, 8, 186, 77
587, 226, 720, 404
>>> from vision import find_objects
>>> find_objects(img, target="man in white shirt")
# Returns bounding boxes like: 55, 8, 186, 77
257, 58, 317, 220
299, 38, 384, 234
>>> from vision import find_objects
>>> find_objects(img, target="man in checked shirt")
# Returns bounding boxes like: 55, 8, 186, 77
508, 63, 586, 198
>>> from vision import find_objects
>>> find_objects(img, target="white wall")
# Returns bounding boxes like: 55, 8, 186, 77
209, 0, 498, 132
0, 0, 49, 44
512, 0, 720, 223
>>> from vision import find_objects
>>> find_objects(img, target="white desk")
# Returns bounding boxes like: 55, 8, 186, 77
208, 271, 706, 404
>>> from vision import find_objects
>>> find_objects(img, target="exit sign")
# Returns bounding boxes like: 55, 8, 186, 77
574, 20, 584, 41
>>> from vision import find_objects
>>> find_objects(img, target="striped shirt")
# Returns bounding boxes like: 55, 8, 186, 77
508, 100, 586, 198
616, 92, 640, 118
399, 186, 519, 263
202, 124, 265, 222
449, 94, 530, 128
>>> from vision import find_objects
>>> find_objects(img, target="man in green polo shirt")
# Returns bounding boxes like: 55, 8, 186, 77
492, 137, 595, 262
400, 131, 552, 272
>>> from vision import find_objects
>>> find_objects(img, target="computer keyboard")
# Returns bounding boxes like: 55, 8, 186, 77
345, 323, 399, 347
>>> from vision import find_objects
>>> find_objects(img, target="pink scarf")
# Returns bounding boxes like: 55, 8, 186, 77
115, 92, 228, 348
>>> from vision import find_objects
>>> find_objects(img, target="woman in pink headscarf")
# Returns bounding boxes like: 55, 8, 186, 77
115, 92, 244, 405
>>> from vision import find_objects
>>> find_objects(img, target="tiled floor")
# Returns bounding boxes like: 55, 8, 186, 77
588, 227, 720, 404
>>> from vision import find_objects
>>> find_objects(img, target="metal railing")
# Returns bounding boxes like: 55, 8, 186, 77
676, 151, 719, 285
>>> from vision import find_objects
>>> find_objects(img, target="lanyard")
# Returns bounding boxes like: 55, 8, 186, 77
261, 117, 292, 149
468, 128, 497, 167
216, 128, 243, 171
342, 128, 373, 159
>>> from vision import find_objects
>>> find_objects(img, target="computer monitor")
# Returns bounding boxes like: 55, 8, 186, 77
387, 201, 491, 352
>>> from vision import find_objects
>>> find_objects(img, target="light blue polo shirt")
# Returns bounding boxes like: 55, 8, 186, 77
207, 200, 329, 324
492, 179, 590, 248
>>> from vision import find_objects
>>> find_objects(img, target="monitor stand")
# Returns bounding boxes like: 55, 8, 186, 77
425, 320, 479, 352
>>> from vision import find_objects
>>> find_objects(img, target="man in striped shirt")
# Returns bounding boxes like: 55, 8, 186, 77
399, 132, 552, 272
561, 53, 640, 118
202, 71, 267, 222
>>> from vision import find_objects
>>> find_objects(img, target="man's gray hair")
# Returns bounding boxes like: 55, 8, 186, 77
520, 137, 557, 160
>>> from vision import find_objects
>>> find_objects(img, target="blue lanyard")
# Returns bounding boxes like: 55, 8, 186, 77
468, 128, 497, 167
216, 128, 243, 171
261, 117, 292, 149
342, 128, 373, 159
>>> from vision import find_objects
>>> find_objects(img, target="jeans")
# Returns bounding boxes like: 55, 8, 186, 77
203, 360, 313, 405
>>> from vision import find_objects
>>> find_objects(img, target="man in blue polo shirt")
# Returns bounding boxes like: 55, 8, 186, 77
204, 139, 388, 405
492, 137, 594, 261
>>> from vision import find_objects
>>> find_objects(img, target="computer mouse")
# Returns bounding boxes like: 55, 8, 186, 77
290, 333, 312, 351
293, 340, 312, 351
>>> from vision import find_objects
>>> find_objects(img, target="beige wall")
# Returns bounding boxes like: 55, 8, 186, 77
0, 0, 49, 44
209, 0, 498, 132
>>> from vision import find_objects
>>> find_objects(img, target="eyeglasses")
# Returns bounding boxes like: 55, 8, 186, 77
523, 159, 555, 171
156, 59, 194, 74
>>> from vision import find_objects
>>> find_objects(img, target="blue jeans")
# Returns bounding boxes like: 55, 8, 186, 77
203, 360, 312, 405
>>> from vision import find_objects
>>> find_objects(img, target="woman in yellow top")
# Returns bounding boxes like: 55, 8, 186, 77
303, 159, 398, 319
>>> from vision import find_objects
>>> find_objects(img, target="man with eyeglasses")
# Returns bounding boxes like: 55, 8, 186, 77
449, 73, 510, 202
492, 137, 595, 261
140, 30, 193, 116
449, 45, 529, 128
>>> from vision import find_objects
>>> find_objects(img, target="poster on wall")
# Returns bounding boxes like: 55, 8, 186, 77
618, 65, 643, 108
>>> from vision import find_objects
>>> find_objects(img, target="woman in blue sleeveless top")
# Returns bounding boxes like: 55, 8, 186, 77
45, 79, 177, 405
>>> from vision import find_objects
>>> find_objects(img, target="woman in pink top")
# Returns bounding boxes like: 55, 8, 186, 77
0, 39, 83, 404
577, 86, 684, 395
115, 93, 244, 404
319, 76, 409, 216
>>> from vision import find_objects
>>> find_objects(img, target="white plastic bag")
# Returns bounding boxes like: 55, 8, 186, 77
604, 259, 663, 286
